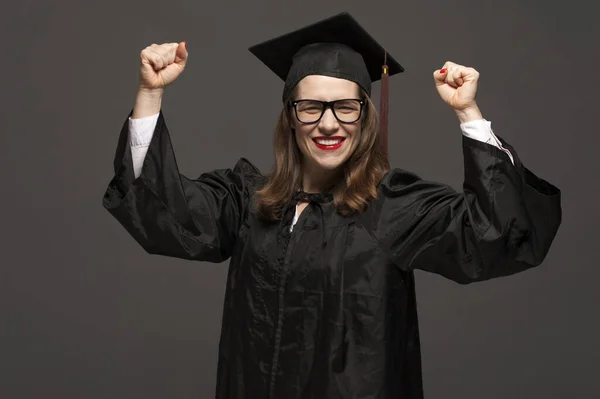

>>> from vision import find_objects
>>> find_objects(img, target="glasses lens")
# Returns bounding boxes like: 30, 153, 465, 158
334, 100, 362, 123
296, 101, 324, 123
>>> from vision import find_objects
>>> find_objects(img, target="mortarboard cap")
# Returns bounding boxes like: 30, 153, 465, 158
248, 12, 404, 155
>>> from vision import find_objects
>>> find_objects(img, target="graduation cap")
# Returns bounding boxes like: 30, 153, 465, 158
248, 11, 404, 155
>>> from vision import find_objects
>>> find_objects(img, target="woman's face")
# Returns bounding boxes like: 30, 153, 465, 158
291, 75, 363, 172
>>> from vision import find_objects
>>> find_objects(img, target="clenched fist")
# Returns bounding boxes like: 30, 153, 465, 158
433, 61, 483, 123
139, 42, 188, 90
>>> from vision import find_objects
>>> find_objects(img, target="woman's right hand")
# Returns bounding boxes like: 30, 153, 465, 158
139, 42, 188, 91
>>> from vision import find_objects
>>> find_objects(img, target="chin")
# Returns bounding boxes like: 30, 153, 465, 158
314, 156, 347, 171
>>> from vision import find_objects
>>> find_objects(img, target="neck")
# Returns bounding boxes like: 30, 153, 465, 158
301, 161, 342, 193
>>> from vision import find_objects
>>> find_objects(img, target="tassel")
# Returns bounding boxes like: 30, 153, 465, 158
379, 52, 389, 156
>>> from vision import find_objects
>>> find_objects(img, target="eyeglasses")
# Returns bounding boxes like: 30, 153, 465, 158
289, 99, 365, 124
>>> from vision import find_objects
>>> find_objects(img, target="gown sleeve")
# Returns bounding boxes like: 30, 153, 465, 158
375, 135, 562, 284
102, 110, 263, 263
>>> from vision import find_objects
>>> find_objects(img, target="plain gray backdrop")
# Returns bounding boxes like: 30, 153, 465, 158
2, 0, 598, 398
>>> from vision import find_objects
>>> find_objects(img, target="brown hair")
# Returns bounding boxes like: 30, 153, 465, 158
255, 89, 390, 221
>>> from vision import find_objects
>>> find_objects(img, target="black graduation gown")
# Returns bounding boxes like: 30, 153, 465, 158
102, 111, 561, 399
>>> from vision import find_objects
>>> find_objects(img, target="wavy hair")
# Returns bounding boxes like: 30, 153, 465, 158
255, 88, 390, 221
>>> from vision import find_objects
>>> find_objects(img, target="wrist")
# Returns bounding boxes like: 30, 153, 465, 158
133, 87, 164, 119
454, 105, 483, 124
137, 86, 165, 99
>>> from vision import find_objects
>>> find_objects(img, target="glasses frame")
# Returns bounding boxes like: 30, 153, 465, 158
289, 98, 365, 124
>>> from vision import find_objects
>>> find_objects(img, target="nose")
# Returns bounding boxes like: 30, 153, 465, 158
318, 107, 339, 132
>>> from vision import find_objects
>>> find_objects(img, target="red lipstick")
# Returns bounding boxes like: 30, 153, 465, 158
312, 136, 346, 151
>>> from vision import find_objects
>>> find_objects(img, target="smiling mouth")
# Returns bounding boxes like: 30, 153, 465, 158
312, 137, 346, 151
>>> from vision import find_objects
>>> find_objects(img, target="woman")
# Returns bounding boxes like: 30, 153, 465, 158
103, 12, 561, 399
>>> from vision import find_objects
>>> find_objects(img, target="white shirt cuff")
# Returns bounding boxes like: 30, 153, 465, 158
129, 112, 160, 147
460, 119, 515, 165
128, 112, 160, 178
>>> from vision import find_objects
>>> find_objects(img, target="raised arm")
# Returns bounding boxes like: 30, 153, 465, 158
102, 42, 263, 263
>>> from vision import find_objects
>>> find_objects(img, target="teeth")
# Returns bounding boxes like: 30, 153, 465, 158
315, 139, 343, 145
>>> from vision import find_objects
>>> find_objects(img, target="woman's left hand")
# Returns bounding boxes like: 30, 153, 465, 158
433, 61, 483, 122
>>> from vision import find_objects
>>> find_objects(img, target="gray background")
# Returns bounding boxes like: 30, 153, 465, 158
2, 0, 597, 398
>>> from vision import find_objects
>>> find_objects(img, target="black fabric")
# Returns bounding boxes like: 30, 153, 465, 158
248, 12, 404, 102
282, 42, 373, 102
103, 111, 562, 398
293, 190, 333, 204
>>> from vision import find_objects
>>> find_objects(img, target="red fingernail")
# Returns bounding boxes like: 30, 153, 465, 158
440, 68, 447, 74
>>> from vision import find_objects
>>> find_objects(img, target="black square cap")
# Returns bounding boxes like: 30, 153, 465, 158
248, 12, 404, 103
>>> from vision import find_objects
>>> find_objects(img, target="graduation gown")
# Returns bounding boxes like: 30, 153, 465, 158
102, 111, 561, 399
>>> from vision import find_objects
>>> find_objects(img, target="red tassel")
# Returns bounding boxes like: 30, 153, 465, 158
379, 52, 389, 156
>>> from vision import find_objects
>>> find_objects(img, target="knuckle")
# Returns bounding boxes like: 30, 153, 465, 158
141, 48, 152, 59
150, 53, 162, 65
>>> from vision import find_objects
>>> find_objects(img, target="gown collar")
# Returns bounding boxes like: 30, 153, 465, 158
292, 190, 333, 204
